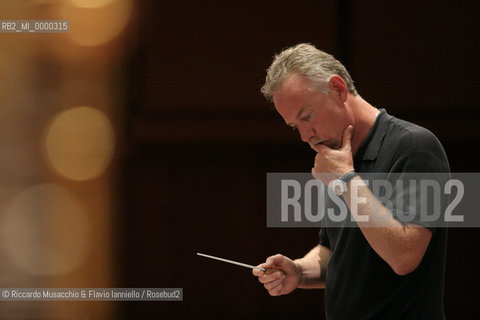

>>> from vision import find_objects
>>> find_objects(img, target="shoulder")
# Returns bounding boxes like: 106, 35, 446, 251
387, 117, 439, 151
382, 115, 449, 172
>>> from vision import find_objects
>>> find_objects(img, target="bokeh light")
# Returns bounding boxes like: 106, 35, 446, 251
44, 106, 115, 181
62, 0, 132, 46
0, 184, 90, 275
69, 0, 115, 8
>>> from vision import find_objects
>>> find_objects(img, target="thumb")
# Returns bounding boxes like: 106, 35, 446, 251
265, 254, 286, 268
341, 125, 354, 151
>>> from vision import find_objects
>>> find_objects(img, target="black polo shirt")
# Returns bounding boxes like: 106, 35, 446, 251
319, 109, 449, 319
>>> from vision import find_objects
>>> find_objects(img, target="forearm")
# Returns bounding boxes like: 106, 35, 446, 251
294, 245, 329, 289
343, 176, 431, 275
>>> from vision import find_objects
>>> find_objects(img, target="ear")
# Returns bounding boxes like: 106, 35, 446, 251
328, 75, 348, 102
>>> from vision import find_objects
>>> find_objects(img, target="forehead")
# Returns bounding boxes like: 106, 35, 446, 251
273, 73, 314, 119
274, 73, 312, 101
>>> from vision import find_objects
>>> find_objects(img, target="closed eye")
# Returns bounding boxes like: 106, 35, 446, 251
301, 112, 312, 122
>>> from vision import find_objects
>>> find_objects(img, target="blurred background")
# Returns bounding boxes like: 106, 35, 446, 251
0, 0, 478, 319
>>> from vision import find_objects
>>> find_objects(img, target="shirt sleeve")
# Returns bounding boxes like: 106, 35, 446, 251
319, 220, 331, 248
385, 150, 450, 229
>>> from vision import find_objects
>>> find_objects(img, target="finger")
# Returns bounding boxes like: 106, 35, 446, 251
257, 270, 283, 284
266, 278, 283, 295
265, 254, 285, 268
252, 269, 263, 277
312, 143, 329, 154
311, 143, 322, 153
341, 125, 354, 150
312, 154, 325, 172
269, 285, 284, 296
311, 166, 320, 178
263, 274, 285, 291
252, 263, 267, 276
265, 268, 285, 275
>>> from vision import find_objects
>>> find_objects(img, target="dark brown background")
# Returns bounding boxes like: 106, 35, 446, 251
118, 1, 480, 319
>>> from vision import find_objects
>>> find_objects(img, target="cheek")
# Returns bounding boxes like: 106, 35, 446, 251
332, 109, 350, 133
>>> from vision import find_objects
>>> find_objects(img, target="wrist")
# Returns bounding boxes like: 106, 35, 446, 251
338, 170, 357, 182
334, 170, 358, 196
293, 259, 305, 287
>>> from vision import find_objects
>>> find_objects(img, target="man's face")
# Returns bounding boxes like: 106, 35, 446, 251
272, 73, 352, 151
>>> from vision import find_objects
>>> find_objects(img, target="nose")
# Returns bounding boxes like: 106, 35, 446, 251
298, 125, 315, 143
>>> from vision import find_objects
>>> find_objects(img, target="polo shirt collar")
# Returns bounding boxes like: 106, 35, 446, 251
354, 108, 390, 161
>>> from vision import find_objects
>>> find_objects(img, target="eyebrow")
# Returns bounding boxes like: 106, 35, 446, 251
286, 105, 309, 127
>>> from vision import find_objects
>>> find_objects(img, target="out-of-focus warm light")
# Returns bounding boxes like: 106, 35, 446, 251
62, 0, 132, 46
44, 106, 115, 181
69, 0, 115, 8
34, 0, 61, 4
0, 184, 90, 275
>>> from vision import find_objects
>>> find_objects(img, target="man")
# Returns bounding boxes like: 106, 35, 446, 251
253, 43, 449, 319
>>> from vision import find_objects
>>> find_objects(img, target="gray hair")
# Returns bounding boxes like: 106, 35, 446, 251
261, 43, 358, 101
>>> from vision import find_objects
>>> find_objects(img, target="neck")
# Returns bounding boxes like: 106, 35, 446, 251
348, 95, 380, 156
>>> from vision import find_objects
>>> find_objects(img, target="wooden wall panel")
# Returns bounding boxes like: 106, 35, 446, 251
136, 0, 336, 113
351, 1, 480, 113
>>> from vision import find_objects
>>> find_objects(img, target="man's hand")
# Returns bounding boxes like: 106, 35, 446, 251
312, 125, 355, 184
252, 254, 301, 296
